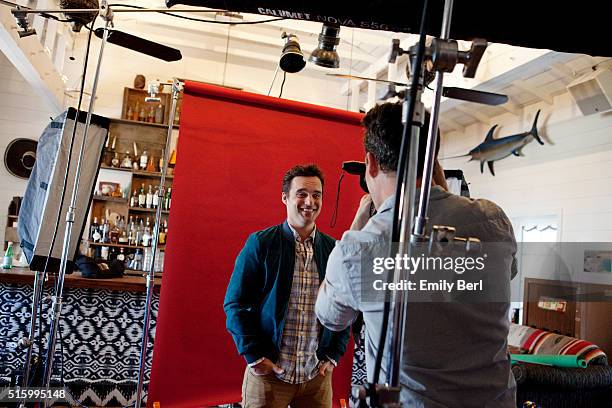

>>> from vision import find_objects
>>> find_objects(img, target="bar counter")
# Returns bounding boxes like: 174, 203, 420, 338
0, 267, 162, 292
0, 267, 162, 406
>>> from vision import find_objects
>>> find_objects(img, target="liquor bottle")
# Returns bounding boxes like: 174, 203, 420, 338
101, 245, 109, 260
138, 183, 146, 208
117, 247, 126, 262
136, 218, 144, 246
146, 155, 156, 172
142, 217, 152, 247
158, 221, 166, 244
130, 190, 137, 207
89, 217, 99, 240
92, 224, 102, 243
148, 106, 155, 123
159, 149, 164, 172
110, 221, 120, 244
102, 219, 111, 243
128, 218, 136, 246
164, 187, 172, 211
2, 242, 14, 269
155, 104, 164, 124
118, 217, 128, 244
121, 151, 133, 169
146, 185, 153, 209
140, 150, 148, 170
152, 186, 159, 209
139, 106, 146, 122
126, 105, 133, 120
132, 102, 140, 121
111, 152, 120, 168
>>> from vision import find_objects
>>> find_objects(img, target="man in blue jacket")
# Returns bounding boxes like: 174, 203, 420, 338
224, 164, 350, 408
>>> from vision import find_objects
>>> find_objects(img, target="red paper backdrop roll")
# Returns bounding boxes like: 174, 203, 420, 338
148, 82, 365, 407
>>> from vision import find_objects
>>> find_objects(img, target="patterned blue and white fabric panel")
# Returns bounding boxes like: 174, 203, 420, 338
0, 281, 158, 405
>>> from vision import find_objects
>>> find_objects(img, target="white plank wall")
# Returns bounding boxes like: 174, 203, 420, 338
440, 99, 612, 244
0, 52, 54, 245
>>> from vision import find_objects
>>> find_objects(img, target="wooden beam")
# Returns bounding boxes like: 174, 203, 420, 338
440, 117, 464, 132
498, 94, 522, 116
454, 105, 491, 124
0, 14, 63, 114
512, 79, 554, 105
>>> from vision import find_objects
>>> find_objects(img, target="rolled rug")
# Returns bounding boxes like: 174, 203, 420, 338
511, 354, 587, 368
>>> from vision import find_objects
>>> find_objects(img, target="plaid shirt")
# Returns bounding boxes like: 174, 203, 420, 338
276, 225, 321, 384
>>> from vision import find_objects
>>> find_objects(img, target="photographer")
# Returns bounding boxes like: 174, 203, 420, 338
315, 103, 517, 407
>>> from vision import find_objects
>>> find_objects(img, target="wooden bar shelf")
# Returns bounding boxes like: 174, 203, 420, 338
87, 241, 165, 250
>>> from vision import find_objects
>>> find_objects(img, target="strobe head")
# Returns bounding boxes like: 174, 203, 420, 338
279, 32, 306, 73
309, 23, 341, 69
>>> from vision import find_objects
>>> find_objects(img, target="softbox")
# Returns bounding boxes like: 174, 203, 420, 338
18, 108, 109, 272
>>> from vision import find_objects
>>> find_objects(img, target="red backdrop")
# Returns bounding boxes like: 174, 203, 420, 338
148, 82, 365, 407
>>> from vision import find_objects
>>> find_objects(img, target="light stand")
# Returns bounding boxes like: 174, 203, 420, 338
41, 5, 113, 404
354, 0, 489, 406
134, 78, 183, 408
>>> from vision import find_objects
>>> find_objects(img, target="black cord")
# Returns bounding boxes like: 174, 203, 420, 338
330, 173, 345, 228
279, 71, 287, 98
108, 4, 285, 24
372, 0, 431, 387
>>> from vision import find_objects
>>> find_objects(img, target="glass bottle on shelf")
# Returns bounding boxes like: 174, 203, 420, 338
146, 185, 153, 209
158, 221, 166, 244
130, 190, 137, 207
89, 217, 99, 240
148, 105, 155, 123
142, 217, 152, 247
159, 149, 164, 172
117, 247, 126, 263
152, 186, 159, 209
128, 217, 136, 246
146, 155, 156, 172
121, 151, 133, 169
101, 245, 109, 260
139, 106, 146, 122
92, 223, 102, 243
111, 152, 120, 168
126, 105, 133, 120
138, 183, 146, 208
164, 187, 172, 211
140, 150, 148, 170
102, 219, 111, 243
132, 103, 140, 121
136, 218, 144, 246
2, 242, 14, 269
155, 104, 164, 124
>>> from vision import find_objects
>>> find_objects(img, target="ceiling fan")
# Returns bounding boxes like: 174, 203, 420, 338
327, 73, 508, 106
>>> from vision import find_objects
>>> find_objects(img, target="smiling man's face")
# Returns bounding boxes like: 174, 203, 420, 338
282, 176, 322, 231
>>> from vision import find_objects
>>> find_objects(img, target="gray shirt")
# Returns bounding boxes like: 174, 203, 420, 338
315, 186, 517, 407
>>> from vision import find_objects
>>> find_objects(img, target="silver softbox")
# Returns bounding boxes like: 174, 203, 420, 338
18, 107, 109, 272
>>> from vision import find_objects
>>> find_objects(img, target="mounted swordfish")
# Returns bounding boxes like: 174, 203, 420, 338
446, 110, 544, 176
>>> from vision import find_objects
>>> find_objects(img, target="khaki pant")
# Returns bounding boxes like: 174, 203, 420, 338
241, 367, 332, 408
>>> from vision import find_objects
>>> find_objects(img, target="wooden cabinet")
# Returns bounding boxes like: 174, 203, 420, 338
86, 117, 177, 274
523, 278, 612, 356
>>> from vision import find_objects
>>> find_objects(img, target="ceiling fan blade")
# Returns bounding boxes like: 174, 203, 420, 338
442, 87, 508, 106
326, 73, 408, 87
94, 28, 182, 62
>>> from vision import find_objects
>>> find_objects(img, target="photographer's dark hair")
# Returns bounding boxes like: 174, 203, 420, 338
362, 103, 440, 177
282, 164, 325, 193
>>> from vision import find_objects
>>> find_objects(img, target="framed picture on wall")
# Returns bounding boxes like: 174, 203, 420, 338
583, 250, 612, 274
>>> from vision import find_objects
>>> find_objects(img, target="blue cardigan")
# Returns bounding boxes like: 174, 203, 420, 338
224, 221, 350, 365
